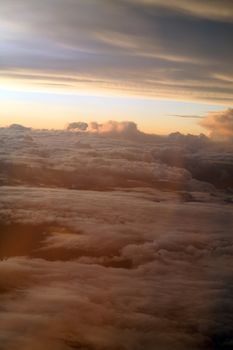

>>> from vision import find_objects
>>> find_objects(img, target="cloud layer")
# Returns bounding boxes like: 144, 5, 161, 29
0, 186, 232, 350
0, 122, 232, 349
0, 121, 226, 191
1, 0, 233, 103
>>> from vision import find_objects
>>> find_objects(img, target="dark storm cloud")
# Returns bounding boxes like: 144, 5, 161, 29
1, 0, 233, 103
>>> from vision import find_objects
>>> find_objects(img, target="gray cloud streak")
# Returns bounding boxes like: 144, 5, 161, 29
1, 0, 233, 103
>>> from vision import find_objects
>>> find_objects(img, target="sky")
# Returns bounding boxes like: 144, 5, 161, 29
0, 3, 233, 347
1, 0, 233, 134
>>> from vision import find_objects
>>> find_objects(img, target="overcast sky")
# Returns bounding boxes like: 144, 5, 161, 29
0, 0, 233, 132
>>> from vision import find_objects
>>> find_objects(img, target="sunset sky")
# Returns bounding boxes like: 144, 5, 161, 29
1, 3, 233, 349
1, 0, 233, 133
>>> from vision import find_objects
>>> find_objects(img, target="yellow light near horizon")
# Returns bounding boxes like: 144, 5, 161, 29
0, 77, 211, 135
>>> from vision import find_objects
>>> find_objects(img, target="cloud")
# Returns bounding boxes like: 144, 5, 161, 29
127, 0, 233, 21
1, 0, 233, 103
200, 108, 233, 140
155, 132, 233, 189
168, 114, 204, 119
0, 118, 232, 349
65, 120, 158, 142
66, 122, 88, 131
8, 124, 31, 131
87, 120, 144, 140
0, 186, 232, 349
0, 123, 222, 192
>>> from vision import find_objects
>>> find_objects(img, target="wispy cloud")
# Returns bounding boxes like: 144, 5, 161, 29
167, 114, 204, 119
1, 0, 233, 103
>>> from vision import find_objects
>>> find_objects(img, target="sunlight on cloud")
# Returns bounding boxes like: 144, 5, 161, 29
0, 122, 232, 349
0, 1, 233, 348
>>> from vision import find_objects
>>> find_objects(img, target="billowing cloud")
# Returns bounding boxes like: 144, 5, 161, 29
8, 123, 31, 131
0, 185, 232, 350
66, 120, 143, 139
0, 120, 233, 349
200, 108, 233, 140
87, 120, 145, 140
0, 122, 222, 192
67, 122, 88, 131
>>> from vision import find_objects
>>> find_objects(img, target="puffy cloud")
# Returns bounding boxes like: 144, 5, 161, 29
0, 187, 232, 349
200, 108, 233, 141
87, 120, 145, 140
0, 120, 232, 349
66, 122, 88, 131
0, 124, 219, 192
155, 145, 233, 190
8, 124, 31, 132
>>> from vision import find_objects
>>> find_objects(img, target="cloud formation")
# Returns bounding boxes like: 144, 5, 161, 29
200, 108, 233, 141
0, 186, 232, 350
1, 121, 226, 191
67, 122, 88, 131
0, 120, 233, 349
128, 0, 233, 21
1, 0, 233, 103
87, 120, 146, 140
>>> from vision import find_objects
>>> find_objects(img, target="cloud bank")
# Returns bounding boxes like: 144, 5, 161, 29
0, 120, 232, 349
1, 120, 228, 191
0, 186, 232, 350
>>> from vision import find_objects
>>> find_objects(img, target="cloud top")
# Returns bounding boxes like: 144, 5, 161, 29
87, 120, 144, 139
0, 113, 233, 349
200, 108, 233, 140
67, 122, 88, 131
